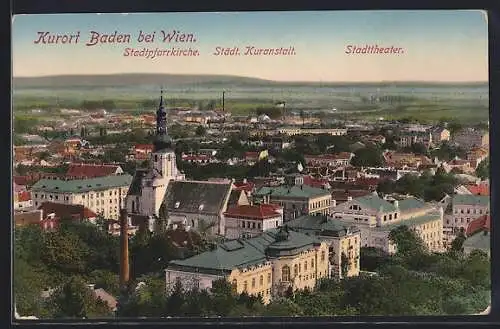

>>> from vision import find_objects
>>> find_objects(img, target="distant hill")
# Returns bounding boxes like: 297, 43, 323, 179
13, 74, 275, 88
12, 73, 488, 89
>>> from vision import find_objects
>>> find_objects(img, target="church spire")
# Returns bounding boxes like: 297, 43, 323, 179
159, 88, 164, 108
153, 88, 172, 152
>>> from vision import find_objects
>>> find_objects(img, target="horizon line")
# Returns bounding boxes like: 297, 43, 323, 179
12, 73, 489, 84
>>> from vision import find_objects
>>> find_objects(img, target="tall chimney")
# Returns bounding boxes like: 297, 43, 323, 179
222, 91, 225, 113
119, 208, 130, 288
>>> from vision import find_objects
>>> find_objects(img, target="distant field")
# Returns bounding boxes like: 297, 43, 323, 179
12, 73, 489, 122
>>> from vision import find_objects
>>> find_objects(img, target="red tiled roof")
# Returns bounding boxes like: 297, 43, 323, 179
233, 182, 255, 192
182, 155, 212, 161
244, 152, 259, 158
466, 215, 490, 236
66, 163, 120, 179
38, 202, 97, 221
355, 177, 381, 186
305, 152, 352, 161
302, 175, 330, 189
135, 144, 154, 152
224, 204, 282, 220
17, 191, 32, 202
331, 189, 371, 201
465, 183, 489, 196
14, 210, 43, 226
13, 176, 29, 186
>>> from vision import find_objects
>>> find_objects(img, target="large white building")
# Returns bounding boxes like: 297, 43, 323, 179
331, 193, 444, 254
31, 175, 132, 220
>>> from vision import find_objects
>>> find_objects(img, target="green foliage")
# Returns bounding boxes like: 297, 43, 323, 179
195, 125, 207, 136
46, 276, 112, 318
377, 168, 458, 202
475, 157, 489, 180
14, 116, 40, 134
351, 147, 384, 167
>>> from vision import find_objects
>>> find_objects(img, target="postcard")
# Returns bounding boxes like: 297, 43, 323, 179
12, 10, 490, 320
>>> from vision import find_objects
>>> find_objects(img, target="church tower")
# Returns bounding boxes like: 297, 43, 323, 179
131, 89, 184, 218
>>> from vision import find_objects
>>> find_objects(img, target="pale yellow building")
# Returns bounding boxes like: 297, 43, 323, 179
287, 215, 361, 278
165, 227, 330, 304
30, 175, 133, 220
332, 193, 444, 254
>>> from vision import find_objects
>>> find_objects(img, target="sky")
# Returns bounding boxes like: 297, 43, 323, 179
12, 10, 488, 82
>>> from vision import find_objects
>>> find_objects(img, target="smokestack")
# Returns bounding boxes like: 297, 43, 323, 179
222, 91, 225, 113
119, 208, 130, 288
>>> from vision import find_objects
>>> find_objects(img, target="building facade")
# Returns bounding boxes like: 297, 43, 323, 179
287, 215, 361, 278
224, 204, 284, 239
253, 183, 333, 221
448, 194, 490, 235
165, 227, 330, 304
453, 128, 489, 150
332, 193, 444, 253
31, 175, 132, 220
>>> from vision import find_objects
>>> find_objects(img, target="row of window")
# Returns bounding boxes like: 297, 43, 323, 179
235, 272, 272, 291
310, 199, 331, 210
240, 221, 263, 230
454, 208, 488, 215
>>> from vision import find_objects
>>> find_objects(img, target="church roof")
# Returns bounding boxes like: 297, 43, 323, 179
162, 180, 232, 215
127, 169, 149, 196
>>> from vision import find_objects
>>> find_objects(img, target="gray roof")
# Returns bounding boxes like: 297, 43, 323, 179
397, 197, 428, 212
287, 214, 360, 238
254, 185, 330, 199
127, 169, 148, 196
168, 228, 322, 275
463, 231, 490, 253
453, 195, 490, 207
162, 181, 232, 215
31, 174, 133, 193
354, 194, 396, 212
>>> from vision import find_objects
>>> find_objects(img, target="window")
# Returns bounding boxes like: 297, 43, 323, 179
267, 273, 271, 284
155, 155, 158, 162
260, 275, 263, 286
243, 281, 248, 291
231, 279, 238, 291
321, 251, 326, 261
304, 261, 308, 271
294, 264, 298, 276
110, 192, 112, 196
299, 263, 301, 272
252, 222, 256, 229
311, 259, 314, 268
251, 278, 256, 288
282, 266, 290, 282
258, 223, 262, 229
394, 213, 398, 219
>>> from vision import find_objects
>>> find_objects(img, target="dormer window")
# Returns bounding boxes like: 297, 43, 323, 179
175, 201, 180, 208
198, 204, 204, 211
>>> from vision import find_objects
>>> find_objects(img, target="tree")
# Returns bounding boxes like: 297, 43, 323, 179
351, 147, 384, 167
388, 225, 427, 258
450, 231, 466, 253
48, 276, 112, 318
195, 125, 207, 136
341, 252, 349, 278
210, 279, 236, 316
476, 157, 489, 180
